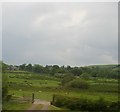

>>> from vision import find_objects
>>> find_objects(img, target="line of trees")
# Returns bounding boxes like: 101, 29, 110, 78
19, 64, 83, 76
18, 63, 119, 79
2, 61, 119, 79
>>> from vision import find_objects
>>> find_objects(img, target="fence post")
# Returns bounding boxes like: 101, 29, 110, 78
32, 93, 34, 103
52, 94, 55, 102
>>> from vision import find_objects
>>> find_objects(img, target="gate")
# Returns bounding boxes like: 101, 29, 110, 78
22, 92, 34, 103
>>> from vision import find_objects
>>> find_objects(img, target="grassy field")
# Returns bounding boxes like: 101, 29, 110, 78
3, 72, 118, 110
2, 101, 32, 110
48, 105, 65, 110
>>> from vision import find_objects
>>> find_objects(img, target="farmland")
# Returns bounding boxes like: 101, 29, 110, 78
2, 63, 119, 111
2, 73, 118, 110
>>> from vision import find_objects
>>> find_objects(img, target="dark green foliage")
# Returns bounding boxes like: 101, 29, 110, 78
66, 65, 72, 71
2, 74, 8, 100
71, 67, 82, 76
33, 64, 44, 73
80, 72, 90, 80
108, 101, 120, 111
52, 65, 59, 69
1, 60, 118, 79
25, 64, 32, 71
44, 65, 50, 73
51, 95, 119, 111
6, 94, 12, 101
67, 79, 89, 89
50, 65, 61, 75
50, 68, 56, 75
2, 62, 8, 73
2, 86, 8, 98
61, 74, 75, 86
19, 64, 26, 70
93, 97, 107, 111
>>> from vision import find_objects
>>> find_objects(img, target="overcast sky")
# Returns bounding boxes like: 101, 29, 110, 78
2, 2, 118, 66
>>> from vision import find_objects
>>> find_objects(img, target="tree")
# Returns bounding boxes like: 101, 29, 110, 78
2, 62, 8, 73
44, 65, 50, 74
58, 66, 66, 74
50, 68, 56, 75
19, 64, 26, 70
66, 65, 72, 71
80, 73, 91, 80
61, 74, 75, 86
26, 64, 32, 71
33, 64, 44, 73
71, 67, 82, 76
50, 65, 60, 75
52, 65, 59, 69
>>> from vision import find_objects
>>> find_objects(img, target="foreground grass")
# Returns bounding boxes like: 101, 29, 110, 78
9, 89, 118, 102
3, 102, 32, 110
48, 105, 64, 110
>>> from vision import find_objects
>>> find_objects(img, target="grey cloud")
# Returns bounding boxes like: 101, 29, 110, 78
2, 2, 118, 66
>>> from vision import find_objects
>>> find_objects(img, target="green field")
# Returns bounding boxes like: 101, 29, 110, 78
3, 71, 118, 110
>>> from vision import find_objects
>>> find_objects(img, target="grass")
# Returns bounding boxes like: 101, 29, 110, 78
89, 83, 118, 92
61, 91, 118, 102
3, 102, 32, 110
48, 105, 63, 110
9, 88, 118, 102
3, 72, 118, 110
9, 90, 54, 101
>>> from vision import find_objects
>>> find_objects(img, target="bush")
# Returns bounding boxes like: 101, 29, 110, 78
80, 73, 91, 80
67, 79, 89, 89
2, 87, 8, 98
92, 97, 108, 111
2, 74, 8, 100
51, 95, 119, 111
6, 94, 12, 101
61, 74, 75, 86
108, 101, 120, 112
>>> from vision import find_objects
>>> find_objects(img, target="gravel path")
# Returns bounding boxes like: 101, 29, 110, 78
27, 99, 50, 111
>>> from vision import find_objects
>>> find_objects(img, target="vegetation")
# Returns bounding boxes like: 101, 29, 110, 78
17, 63, 119, 79
2, 101, 31, 110
66, 79, 89, 89
2, 74, 8, 100
51, 94, 119, 111
2, 62, 119, 111
48, 105, 64, 110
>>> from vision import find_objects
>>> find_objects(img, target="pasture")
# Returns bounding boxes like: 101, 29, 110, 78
3, 72, 118, 110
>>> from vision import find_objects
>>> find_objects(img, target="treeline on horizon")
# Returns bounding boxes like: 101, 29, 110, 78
1, 61, 119, 79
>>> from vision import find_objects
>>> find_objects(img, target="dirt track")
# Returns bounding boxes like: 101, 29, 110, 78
27, 99, 50, 111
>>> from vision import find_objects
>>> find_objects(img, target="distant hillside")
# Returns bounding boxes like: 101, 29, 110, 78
87, 64, 118, 69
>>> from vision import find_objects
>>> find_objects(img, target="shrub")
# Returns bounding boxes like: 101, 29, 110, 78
80, 73, 91, 80
51, 94, 119, 111
61, 74, 75, 86
92, 97, 108, 111
67, 79, 89, 89
6, 94, 12, 101
2, 87, 8, 98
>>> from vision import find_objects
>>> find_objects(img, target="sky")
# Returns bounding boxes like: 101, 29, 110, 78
2, 2, 118, 66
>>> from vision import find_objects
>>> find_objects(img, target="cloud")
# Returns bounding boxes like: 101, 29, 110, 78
64, 10, 87, 27
2, 2, 118, 66
100, 54, 117, 64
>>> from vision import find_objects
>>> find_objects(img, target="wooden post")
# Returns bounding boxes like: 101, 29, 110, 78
52, 94, 55, 102
51, 94, 55, 105
32, 93, 34, 103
